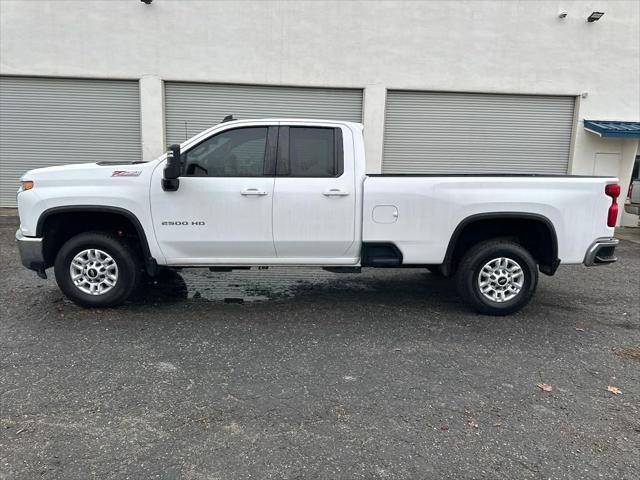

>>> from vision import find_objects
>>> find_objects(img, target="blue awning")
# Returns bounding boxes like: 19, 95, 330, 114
584, 120, 640, 138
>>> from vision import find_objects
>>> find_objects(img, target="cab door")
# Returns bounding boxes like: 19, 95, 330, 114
150, 125, 278, 263
272, 124, 357, 260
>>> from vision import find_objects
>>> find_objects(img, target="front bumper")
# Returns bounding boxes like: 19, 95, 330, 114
583, 237, 619, 266
16, 229, 46, 278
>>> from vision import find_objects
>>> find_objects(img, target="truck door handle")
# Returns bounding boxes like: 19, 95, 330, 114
241, 188, 268, 196
322, 188, 350, 197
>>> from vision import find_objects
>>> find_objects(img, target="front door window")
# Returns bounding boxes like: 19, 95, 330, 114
183, 127, 268, 177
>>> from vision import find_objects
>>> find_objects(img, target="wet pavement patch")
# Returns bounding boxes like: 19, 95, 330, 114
132, 267, 374, 304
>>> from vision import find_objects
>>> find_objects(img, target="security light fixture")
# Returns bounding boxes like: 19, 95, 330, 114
558, 10, 568, 19
587, 12, 604, 22
141, 0, 153, 5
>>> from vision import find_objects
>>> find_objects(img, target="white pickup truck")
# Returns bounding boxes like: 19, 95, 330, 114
16, 118, 621, 315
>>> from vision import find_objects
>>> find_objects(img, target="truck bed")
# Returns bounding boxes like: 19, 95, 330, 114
362, 174, 617, 265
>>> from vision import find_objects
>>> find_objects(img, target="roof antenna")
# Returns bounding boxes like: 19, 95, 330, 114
222, 115, 235, 123
184, 120, 188, 140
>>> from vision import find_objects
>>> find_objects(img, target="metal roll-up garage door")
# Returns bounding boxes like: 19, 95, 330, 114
165, 82, 363, 145
383, 91, 575, 174
0, 76, 141, 207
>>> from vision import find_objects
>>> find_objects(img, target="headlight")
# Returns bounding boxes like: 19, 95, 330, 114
18, 180, 34, 193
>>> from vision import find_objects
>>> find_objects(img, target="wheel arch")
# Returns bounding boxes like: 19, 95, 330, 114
441, 212, 559, 277
36, 205, 158, 275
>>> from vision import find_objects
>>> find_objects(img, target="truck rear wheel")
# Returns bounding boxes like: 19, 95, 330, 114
455, 239, 538, 316
54, 232, 141, 308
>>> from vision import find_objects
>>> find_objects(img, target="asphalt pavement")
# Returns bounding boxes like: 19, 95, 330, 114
1, 224, 639, 479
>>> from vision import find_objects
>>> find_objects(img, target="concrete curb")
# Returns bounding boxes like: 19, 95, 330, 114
0, 208, 18, 226
0, 216, 19, 227
615, 227, 640, 245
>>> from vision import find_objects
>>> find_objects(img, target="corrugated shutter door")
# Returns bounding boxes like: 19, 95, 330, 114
383, 91, 575, 174
0, 76, 140, 207
165, 82, 362, 145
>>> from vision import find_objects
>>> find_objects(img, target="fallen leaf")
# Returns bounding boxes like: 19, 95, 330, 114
613, 346, 640, 361
607, 385, 622, 395
537, 383, 553, 392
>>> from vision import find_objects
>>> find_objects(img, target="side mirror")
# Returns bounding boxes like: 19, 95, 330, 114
162, 144, 181, 191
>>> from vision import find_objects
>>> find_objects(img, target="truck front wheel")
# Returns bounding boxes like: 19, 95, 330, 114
456, 239, 538, 316
54, 232, 141, 308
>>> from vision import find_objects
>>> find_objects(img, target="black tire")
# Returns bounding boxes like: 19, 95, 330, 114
455, 239, 538, 316
54, 231, 141, 308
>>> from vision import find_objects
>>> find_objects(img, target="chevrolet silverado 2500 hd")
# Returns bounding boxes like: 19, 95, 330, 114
16, 119, 621, 315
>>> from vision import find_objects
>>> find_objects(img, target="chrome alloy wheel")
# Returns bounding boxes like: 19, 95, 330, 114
477, 257, 524, 303
69, 249, 119, 295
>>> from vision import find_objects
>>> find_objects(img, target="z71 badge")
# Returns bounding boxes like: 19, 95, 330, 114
111, 170, 142, 177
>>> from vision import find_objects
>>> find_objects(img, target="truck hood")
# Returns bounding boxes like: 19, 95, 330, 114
21, 159, 161, 181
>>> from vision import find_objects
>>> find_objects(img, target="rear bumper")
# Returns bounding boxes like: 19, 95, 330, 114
16, 229, 46, 277
583, 237, 619, 266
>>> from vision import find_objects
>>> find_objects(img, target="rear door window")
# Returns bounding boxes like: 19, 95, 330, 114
277, 127, 343, 177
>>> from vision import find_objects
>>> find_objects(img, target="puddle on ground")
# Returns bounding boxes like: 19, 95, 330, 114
132, 267, 373, 304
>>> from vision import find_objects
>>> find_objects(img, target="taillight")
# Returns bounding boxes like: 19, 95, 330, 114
605, 184, 620, 227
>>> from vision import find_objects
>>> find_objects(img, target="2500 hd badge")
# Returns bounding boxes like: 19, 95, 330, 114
161, 221, 206, 226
